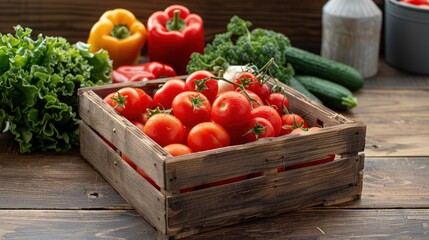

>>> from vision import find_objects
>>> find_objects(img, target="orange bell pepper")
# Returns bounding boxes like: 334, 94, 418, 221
88, 9, 147, 69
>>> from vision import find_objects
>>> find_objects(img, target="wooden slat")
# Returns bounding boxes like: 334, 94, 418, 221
348, 157, 429, 208
166, 154, 363, 236
165, 123, 366, 191
1, 209, 429, 239
79, 121, 167, 234
78, 89, 168, 188
0, 149, 129, 209
0, 0, 326, 53
184, 209, 429, 239
0, 210, 157, 239
344, 89, 429, 157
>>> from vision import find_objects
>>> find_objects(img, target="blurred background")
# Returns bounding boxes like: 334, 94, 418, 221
0, 0, 384, 54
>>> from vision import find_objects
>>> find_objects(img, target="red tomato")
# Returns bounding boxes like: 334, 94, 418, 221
172, 91, 211, 127
228, 127, 247, 146
121, 153, 137, 169
265, 93, 290, 115
103, 92, 116, 107
143, 113, 184, 147
243, 117, 275, 142
250, 106, 282, 136
290, 126, 321, 135
136, 167, 160, 190
135, 112, 150, 125
233, 72, 270, 101
163, 143, 193, 156
240, 90, 264, 109
187, 122, 230, 152
185, 70, 218, 103
153, 79, 186, 109
106, 87, 154, 120
279, 113, 308, 136
211, 91, 251, 130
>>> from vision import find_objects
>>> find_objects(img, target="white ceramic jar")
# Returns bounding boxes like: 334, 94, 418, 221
321, 0, 382, 78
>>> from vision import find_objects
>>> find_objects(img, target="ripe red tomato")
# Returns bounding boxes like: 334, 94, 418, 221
279, 113, 308, 136
243, 117, 275, 142
153, 79, 185, 109
187, 122, 230, 152
143, 113, 184, 147
163, 143, 193, 156
233, 72, 270, 101
290, 126, 321, 135
211, 91, 251, 130
250, 106, 282, 136
228, 127, 247, 146
172, 91, 211, 128
136, 167, 160, 190
185, 70, 218, 103
105, 87, 154, 120
265, 93, 290, 115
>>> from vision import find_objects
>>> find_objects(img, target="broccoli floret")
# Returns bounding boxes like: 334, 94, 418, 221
187, 16, 294, 83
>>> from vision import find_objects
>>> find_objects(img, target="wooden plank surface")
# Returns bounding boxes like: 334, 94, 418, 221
0, 0, 326, 53
1, 209, 428, 239
0, 148, 130, 209
344, 89, 429, 157
2, 153, 429, 210
0, 210, 157, 240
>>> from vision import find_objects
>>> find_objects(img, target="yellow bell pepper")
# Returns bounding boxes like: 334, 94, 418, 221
88, 9, 147, 69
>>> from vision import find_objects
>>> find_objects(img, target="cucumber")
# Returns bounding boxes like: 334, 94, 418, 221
288, 77, 322, 104
294, 75, 358, 111
285, 46, 364, 91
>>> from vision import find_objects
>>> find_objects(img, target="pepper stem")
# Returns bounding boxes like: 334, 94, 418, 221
111, 24, 131, 40
166, 10, 186, 32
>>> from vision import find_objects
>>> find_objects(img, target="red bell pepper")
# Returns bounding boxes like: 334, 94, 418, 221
147, 5, 204, 75
112, 62, 177, 83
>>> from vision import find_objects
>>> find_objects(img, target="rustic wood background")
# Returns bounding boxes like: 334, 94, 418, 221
0, 0, 385, 54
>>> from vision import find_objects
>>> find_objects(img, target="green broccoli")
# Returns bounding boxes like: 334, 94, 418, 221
187, 16, 295, 84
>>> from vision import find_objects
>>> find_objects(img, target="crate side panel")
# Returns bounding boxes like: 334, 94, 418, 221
165, 123, 366, 191
79, 90, 167, 188
280, 83, 356, 127
80, 122, 167, 234
166, 154, 364, 235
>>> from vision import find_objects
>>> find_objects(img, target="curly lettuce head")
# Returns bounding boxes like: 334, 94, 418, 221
0, 26, 112, 153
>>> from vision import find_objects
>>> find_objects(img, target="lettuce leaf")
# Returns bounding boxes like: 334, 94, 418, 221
0, 25, 112, 153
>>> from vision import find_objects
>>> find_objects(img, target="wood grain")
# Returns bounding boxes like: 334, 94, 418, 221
0, 0, 326, 53
350, 157, 429, 208
0, 210, 157, 240
1, 209, 429, 239
184, 209, 429, 239
0, 150, 130, 209
344, 89, 429, 157
364, 60, 429, 89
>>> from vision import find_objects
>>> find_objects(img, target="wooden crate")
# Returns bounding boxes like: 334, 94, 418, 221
78, 78, 366, 239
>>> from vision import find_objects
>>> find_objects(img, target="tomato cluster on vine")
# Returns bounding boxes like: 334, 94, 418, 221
103, 70, 317, 157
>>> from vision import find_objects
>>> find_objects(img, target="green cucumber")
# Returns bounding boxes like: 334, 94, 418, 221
288, 77, 322, 104
285, 46, 364, 91
294, 75, 358, 111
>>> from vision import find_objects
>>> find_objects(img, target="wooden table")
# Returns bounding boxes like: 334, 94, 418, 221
1, 60, 429, 239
